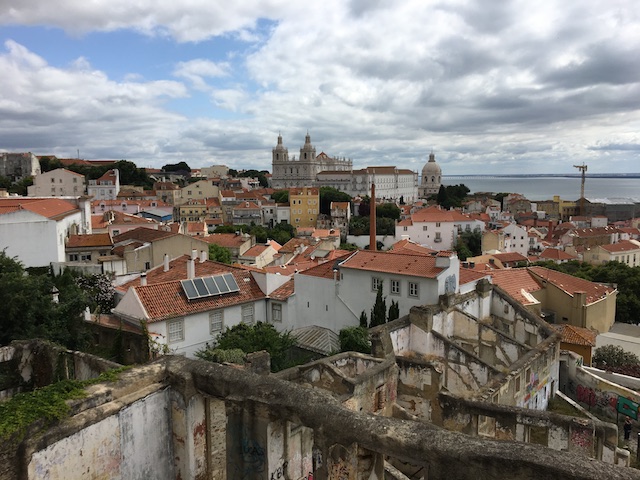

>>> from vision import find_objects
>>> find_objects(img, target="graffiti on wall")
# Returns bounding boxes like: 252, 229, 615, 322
270, 461, 288, 480
575, 384, 640, 420
571, 427, 593, 453
230, 427, 266, 480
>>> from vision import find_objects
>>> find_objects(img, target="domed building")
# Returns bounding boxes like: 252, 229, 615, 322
419, 152, 442, 198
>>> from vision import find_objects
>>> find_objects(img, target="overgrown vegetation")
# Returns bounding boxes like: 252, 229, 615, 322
214, 222, 296, 245
195, 322, 296, 372
429, 184, 470, 209
455, 230, 482, 260
0, 251, 117, 350
339, 326, 371, 354
0, 367, 129, 442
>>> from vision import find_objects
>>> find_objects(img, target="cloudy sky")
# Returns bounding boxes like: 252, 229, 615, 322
1, 0, 639, 175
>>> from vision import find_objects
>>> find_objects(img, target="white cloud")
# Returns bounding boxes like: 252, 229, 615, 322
173, 59, 230, 91
0, 1, 639, 173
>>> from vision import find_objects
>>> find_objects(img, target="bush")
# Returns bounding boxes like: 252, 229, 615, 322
339, 327, 371, 354
592, 345, 640, 368
195, 348, 246, 364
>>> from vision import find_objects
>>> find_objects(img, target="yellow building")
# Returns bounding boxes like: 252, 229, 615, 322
289, 187, 319, 228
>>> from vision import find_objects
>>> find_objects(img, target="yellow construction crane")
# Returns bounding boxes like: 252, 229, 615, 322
573, 163, 587, 215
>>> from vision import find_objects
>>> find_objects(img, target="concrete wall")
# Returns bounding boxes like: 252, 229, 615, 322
4, 350, 640, 480
561, 351, 640, 422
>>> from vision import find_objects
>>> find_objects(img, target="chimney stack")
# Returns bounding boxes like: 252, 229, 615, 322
369, 182, 376, 251
164, 253, 170, 272
200, 250, 207, 263
140, 273, 147, 286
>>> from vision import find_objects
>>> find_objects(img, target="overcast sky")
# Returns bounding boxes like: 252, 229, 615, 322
1, 1, 639, 175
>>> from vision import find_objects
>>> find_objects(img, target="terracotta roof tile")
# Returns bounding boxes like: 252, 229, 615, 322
112, 226, 175, 243
539, 248, 577, 260
459, 267, 489, 285
491, 252, 529, 263
600, 240, 640, 253
67, 233, 113, 248
269, 278, 295, 300
339, 250, 444, 278
528, 266, 615, 304
0, 198, 78, 220
553, 324, 597, 346
129, 266, 265, 322
202, 233, 250, 247
487, 269, 543, 305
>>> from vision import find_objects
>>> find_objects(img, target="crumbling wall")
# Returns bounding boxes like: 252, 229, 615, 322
439, 392, 625, 465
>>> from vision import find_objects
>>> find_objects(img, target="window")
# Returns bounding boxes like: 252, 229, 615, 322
515, 375, 521, 393
436, 222, 441, 227
242, 304, 255, 325
209, 311, 224, 335
435, 232, 442, 242
409, 282, 419, 297
144, 262, 151, 270
372, 277, 382, 291
73, 178, 77, 183
69, 254, 79, 261
423, 226, 428, 231
168, 319, 184, 343
391, 279, 400, 295
272, 303, 282, 322
51, 178, 55, 183
403, 226, 408, 231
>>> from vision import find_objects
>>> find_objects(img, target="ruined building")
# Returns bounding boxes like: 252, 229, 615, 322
1, 271, 636, 480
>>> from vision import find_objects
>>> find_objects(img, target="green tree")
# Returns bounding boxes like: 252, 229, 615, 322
271, 190, 289, 204
370, 284, 387, 327
319, 187, 351, 215
388, 300, 400, 321
592, 345, 640, 368
359, 310, 368, 328
0, 251, 89, 349
162, 161, 191, 173
208, 243, 232, 264
227, 168, 238, 177
339, 326, 371, 354
39, 156, 63, 172
210, 322, 296, 372
376, 203, 400, 220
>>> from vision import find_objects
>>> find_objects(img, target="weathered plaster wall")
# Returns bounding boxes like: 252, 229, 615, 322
28, 388, 173, 479
439, 392, 624, 465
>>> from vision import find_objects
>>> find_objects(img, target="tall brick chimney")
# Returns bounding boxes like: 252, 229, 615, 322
369, 181, 376, 251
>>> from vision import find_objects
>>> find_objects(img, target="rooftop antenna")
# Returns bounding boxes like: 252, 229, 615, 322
573, 163, 587, 215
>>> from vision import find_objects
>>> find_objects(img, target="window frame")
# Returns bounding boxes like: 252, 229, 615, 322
372, 277, 383, 292
272, 303, 282, 323
391, 279, 400, 295
209, 310, 224, 336
408, 281, 419, 298
168, 318, 185, 343
242, 304, 255, 325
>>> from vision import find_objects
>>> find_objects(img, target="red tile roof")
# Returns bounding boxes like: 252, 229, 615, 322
600, 240, 640, 253
269, 279, 295, 300
553, 324, 597, 347
528, 266, 615, 304
67, 233, 113, 248
539, 248, 577, 260
487, 269, 543, 305
459, 267, 489, 285
0, 198, 79, 220
112, 226, 175, 243
339, 250, 444, 278
203, 233, 250, 247
491, 252, 529, 263
129, 266, 265, 322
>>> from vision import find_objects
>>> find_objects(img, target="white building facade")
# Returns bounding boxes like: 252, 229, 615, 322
28, 168, 86, 197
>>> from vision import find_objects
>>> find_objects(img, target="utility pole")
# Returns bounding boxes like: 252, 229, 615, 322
573, 163, 587, 216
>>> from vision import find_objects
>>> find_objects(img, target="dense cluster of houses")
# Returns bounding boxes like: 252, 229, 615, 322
4, 154, 640, 475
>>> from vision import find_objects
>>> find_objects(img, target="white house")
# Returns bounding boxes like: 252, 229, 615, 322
0, 197, 90, 268
284, 250, 460, 334
87, 169, 120, 200
113, 254, 269, 357
395, 205, 483, 250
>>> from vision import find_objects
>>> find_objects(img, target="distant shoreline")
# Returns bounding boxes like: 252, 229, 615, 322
444, 174, 640, 179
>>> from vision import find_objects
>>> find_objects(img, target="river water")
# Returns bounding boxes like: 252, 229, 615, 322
443, 176, 640, 201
